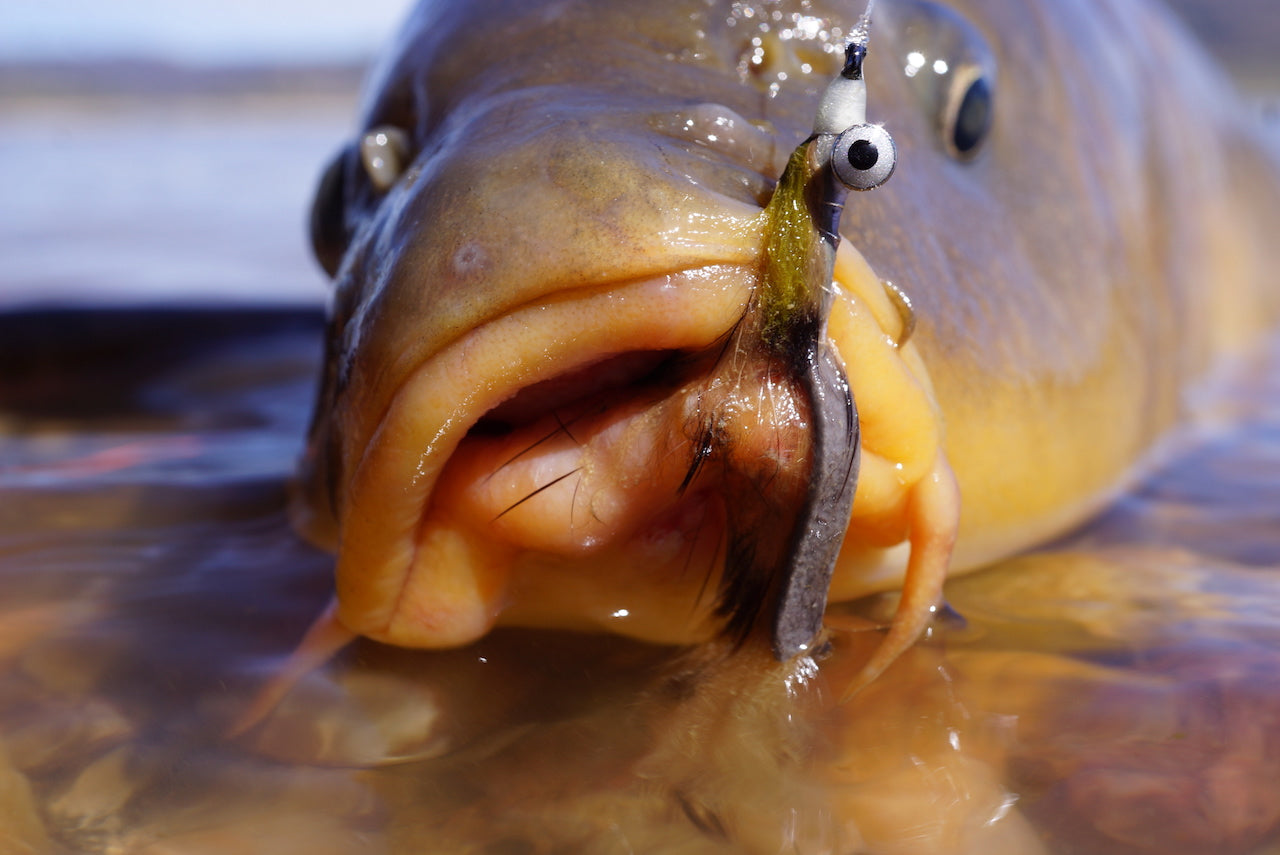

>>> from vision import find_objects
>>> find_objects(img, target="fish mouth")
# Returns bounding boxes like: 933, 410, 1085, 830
321, 236, 959, 693
330, 263, 798, 649
448, 346, 718, 561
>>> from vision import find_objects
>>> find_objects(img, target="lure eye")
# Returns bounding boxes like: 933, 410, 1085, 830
832, 123, 897, 191
359, 125, 410, 192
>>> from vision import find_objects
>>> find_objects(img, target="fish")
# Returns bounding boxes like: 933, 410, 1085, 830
259, 0, 1280, 715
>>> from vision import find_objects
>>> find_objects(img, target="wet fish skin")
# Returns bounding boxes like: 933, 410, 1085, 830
293, 0, 1280, 654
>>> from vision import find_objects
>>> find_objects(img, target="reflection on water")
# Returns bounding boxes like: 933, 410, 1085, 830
2, 309, 1280, 854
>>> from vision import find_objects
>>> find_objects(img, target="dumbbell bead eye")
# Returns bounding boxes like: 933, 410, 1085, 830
831, 123, 896, 191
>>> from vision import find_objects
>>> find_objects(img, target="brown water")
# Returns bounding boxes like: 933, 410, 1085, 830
2, 314, 1280, 855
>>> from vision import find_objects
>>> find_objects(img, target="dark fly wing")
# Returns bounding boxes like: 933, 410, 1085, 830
771, 341, 859, 659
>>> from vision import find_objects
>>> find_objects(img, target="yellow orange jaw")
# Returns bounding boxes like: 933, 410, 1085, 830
333, 264, 760, 648
340, 237, 958, 670
387, 316, 833, 649
238, 240, 961, 736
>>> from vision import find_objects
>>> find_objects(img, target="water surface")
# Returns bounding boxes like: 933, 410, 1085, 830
2, 312, 1280, 854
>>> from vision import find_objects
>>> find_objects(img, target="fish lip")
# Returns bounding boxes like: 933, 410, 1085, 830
331, 263, 757, 643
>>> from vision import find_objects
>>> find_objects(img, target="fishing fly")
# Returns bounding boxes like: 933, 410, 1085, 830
762, 3, 897, 661
813, 6, 897, 193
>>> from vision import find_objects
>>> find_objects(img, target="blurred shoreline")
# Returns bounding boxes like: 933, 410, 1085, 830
0, 0, 1274, 97
0, 59, 368, 101
0, 63, 367, 310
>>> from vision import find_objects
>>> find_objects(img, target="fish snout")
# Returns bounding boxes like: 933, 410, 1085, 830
294, 97, 957, 678
322, 262, 791, 649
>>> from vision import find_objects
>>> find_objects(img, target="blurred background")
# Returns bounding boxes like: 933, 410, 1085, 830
0, 0, 1275, 309
1, 0, 409, 67
0, 0, 411, 308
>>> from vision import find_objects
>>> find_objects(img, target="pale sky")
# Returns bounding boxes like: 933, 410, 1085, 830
1, 0, 414, 65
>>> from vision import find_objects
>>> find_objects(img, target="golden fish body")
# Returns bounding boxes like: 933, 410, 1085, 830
292, 0, 1280, 656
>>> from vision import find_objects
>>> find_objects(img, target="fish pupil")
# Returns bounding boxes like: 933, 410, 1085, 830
952, 76, 993, 155
847, 139, 880, 171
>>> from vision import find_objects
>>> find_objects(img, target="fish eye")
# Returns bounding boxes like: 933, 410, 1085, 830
880, 0, 997, 160
832, 123, 897, 190
309, 124, 414, 278
945, 70, 993, 158
359, 125, 410, 192
310, 142, 357, 277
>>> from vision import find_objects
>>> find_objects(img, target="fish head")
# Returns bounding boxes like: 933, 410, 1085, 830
298, 43, 802, 648
291, 0, 1236, 661
291, 0, 980, 657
